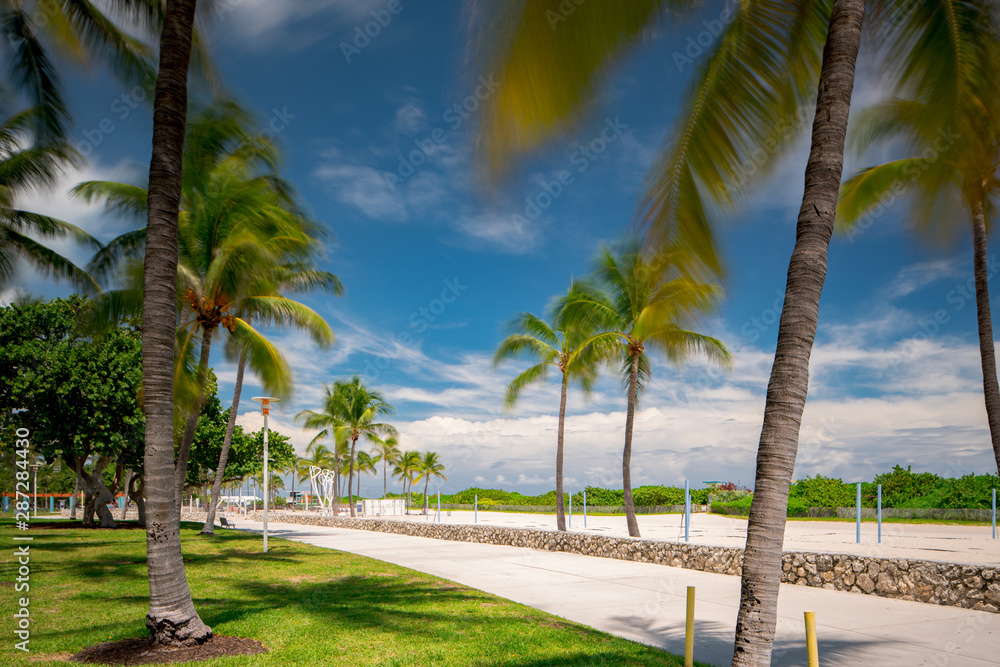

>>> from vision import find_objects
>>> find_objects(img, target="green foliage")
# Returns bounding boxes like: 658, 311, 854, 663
872, 466, 943, 508
0, 296, 144, 476
186, 390, 257, 486
789, 475, 855, 508
937, 474, 1000, 509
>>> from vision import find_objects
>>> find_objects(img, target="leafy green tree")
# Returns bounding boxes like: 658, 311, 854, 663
869, 466, 942, 508
296, 377, 397, 517
0, 296, 143, 528
788, 475, 855, 508
494, 281, 605, 531
414, 452, 447, 515
573, 242, 730, 538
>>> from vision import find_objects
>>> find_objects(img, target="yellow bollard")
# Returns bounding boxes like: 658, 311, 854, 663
685, 586, 695, 667
804, 610, 819, 667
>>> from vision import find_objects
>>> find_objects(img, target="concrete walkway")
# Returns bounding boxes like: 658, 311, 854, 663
232, 518, 999, 666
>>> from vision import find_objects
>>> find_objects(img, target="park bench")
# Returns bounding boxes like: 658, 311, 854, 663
219, 517, 236, 529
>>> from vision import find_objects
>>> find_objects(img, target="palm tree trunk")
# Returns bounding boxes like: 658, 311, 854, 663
383, 460, 387, 499
622, 351, 640, 538
174, 326, 213, 512
141, 0, 211, 646
201, 347, 248, 534
971, 198, 1000, 475
731, 3, 864, 664
423, 474, 430, 515
348, 435, 358, 517
555, 370, 569, 531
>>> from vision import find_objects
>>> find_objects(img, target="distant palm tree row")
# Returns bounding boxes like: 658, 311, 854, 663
294, 376, 447, 515
495, 241, 731, 537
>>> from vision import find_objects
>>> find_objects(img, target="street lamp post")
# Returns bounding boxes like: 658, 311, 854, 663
251, 397, 279, 553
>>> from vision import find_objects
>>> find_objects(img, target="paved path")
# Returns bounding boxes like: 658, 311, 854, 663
232, 518, 999, 667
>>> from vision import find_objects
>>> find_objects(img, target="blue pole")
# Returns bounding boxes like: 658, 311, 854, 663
684, 480, 690, 542
69, 495, 74, 512
568, 491, 572, 529
877, 484, 882, 544
856, 483, 862, 544
437, 492, 441, 523
584, 490, 588, 528
50, 496, 54, 512
3, 496, 7, 512
474, 495, 478, 524
992, 489, 996, 540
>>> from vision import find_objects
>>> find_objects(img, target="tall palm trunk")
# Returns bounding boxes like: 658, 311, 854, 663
201, 346, 248, 534
555, 370, 569, 531
423, 474, 430, 515
622, 350, 641, 538
383, 460, 388, 498
348, 435, 358, 517
971, 197, 1000, 475
174, 327, 213, 512
141, 0, 211, 646
731, 2, 864, 664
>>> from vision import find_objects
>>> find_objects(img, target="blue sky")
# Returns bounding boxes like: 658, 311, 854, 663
11, 1, 999, 496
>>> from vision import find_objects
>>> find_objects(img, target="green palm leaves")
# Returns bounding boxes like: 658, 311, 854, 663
838, 1, 1000, 475
494, 280, 605, 531
296, 377, 397, 517
0, 109, 99, 290
496, 240, 729, 536
414, 451, 447, 514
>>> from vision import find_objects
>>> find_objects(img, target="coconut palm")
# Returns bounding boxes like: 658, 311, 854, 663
394, 450, 421, 512
296, 377, 397, 517
468, 1, 865, 660
370, 436, 401, 498
838, 1, 1000, 476
494, 280, 604, 531
0, 0, 220, 143
355, 450, 379, 499
572, 242, 730, 538
138, 0, 210, 646
74, 101, 336, 514
413, 452, 447, 516
0, 108, 99, 290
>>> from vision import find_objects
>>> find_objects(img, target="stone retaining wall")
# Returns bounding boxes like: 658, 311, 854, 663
251, 511, 999, 614
59, 509, 208, 522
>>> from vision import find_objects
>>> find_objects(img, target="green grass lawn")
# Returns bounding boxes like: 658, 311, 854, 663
0, 520, 701, 666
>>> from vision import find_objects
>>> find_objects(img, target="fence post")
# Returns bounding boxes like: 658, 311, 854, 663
568, 490, 572, 529
583, 489, 587, 528
437, 492, 441, 523
684, 480, 690, 542
993, 488, 996, 540
877, 484, 882, 544
474, 495, 478, 524
856, 483, 861, 544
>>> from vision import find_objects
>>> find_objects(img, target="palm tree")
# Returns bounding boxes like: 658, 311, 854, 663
414, 452, 447, 516
0, 0, 217, 143
574, 242, 730, 538
0, 108, 99, 290
494, 281, 604, 531
838, 2, 1000, 476
296, 377, 397, 517
394, 450, 421, 512
139, 0, 210, 647
467, 1, 865, 660
75, 102, 336, 515
371, 436, 401, 498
